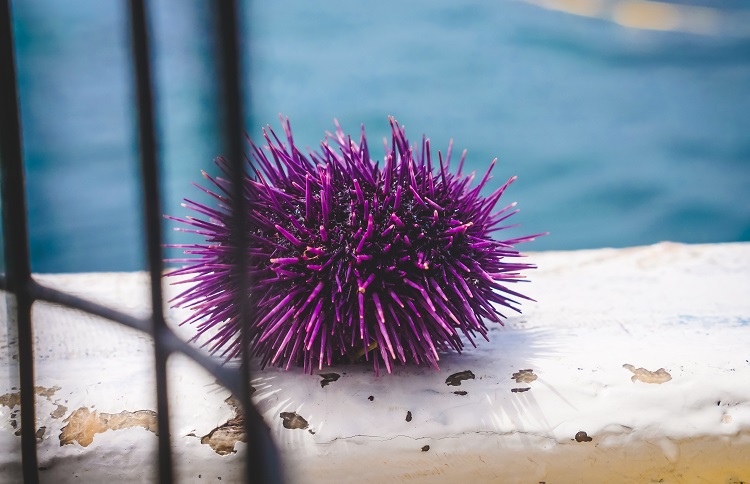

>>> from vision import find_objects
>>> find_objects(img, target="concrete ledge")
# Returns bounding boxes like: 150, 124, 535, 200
2, 242, 749, 483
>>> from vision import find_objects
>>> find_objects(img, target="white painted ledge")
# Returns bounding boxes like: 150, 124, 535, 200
1, 241, 749, 483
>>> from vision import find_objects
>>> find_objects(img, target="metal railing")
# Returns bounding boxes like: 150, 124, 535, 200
0, 0, 282, 482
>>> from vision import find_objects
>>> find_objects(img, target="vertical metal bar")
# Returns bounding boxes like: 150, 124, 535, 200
215, 2, 283, 483
0, 0, 39, 482
126, 1, 173, 482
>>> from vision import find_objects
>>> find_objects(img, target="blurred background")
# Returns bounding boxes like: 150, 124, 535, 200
2, 0, 749, 273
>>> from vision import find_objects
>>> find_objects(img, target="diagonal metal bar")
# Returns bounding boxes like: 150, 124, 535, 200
31, 279, 150, 333
27, 279, 247, 397
0, 0, 39, 481
215, 1, 284, 482
127, 0, 173, 481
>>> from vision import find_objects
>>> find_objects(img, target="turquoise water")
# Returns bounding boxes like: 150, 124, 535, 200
5, 0, 750, 273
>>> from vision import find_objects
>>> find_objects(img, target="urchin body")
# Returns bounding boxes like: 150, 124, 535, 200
167, 117, 540, 374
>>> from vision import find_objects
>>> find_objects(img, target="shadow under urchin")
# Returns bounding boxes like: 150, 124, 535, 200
166, 116, 543, 375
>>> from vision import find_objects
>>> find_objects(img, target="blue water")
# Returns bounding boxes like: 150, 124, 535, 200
4, 0, 750, 273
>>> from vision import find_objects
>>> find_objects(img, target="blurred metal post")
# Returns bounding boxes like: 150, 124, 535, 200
0, 0, 40, 482
214, 1, 284, 482
127, 0, 174, 482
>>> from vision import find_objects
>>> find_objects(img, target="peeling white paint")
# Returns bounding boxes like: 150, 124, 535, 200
1, 242, 749, 483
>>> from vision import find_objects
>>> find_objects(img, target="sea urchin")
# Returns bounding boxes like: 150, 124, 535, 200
166, 117, 542, 375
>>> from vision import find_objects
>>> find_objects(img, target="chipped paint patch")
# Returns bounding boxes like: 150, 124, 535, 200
623, 364, 672, 384
0, 385, 60, 409
512, 369, 537, 384
279, 412, 309, 430
50, 404, 68, 419
0, 392, 20, 409
200, 395, 246, 456
35, 386, 60, 399
2, 386, 67, 432
445, 370, 475, 387
319, 373, 340, 388
59, 408, 157, 447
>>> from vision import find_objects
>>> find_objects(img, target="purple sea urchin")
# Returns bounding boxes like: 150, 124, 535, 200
167, 117, 542, 375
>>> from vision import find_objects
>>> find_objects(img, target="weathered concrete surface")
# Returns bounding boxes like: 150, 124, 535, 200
1, 242, 749, 483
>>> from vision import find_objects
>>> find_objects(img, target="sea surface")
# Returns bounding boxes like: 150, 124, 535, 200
3, 0, 750, 273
